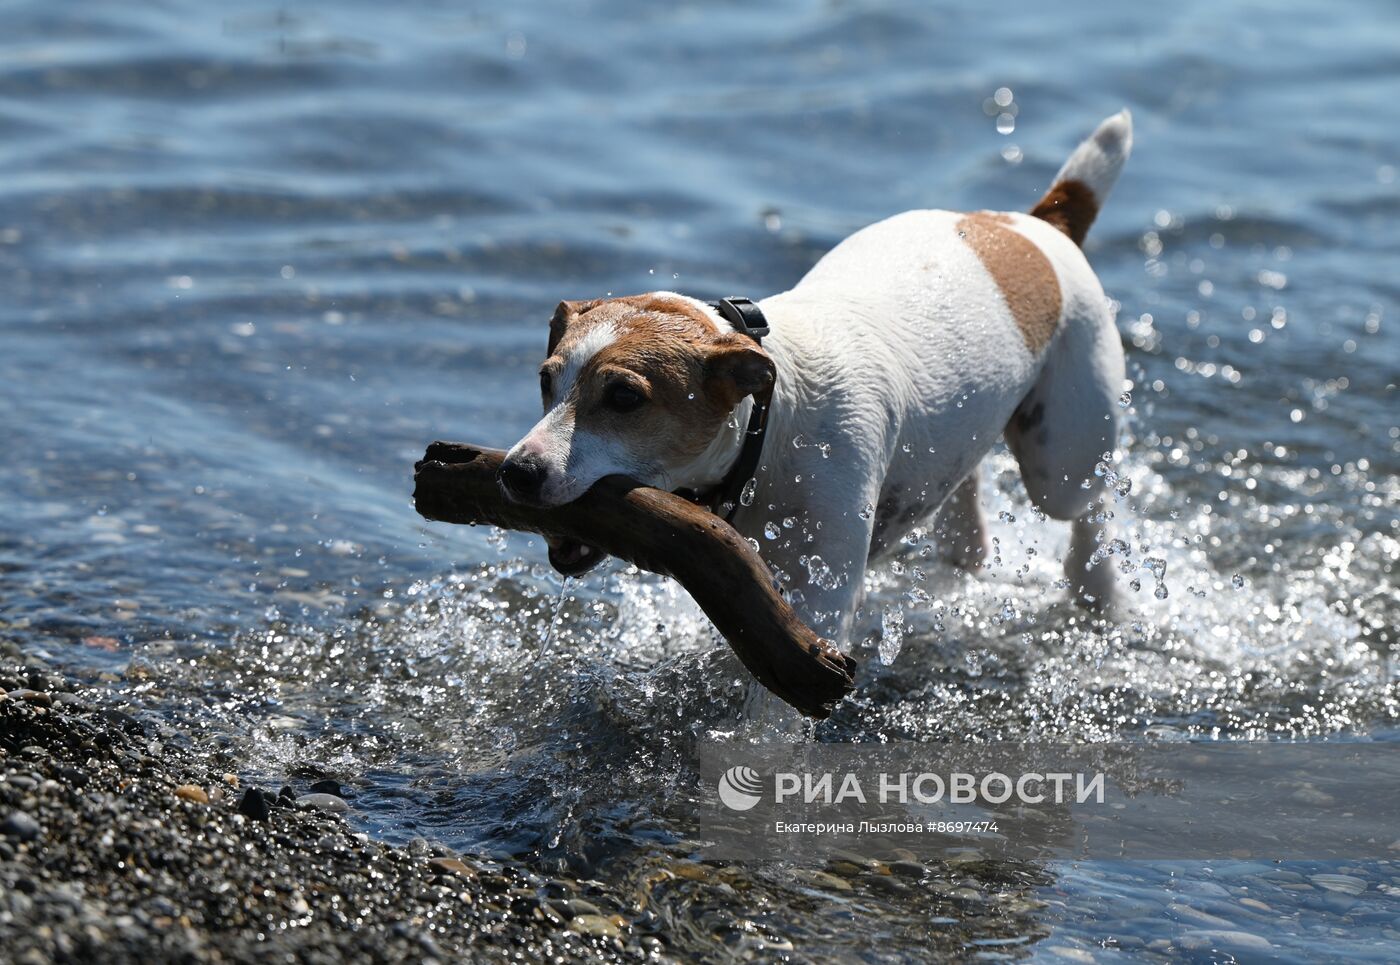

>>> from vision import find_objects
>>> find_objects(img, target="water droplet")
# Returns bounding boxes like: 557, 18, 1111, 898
859, 502, 875, 520
1231, 573, 1245, 589
1154, 583, 1169, 600
783, 516, 796, 529
739, 478, 757, 506
804, 555, 839, 591
792, 434, 808, 449
1118, 391, 1132, 408
879, 605, 904, 665
998, 511, 1016, 523
1094, 461, 1119, 486
819, 443, 831, 459
763, 521, 780, 540
1116, 478, 1133, 498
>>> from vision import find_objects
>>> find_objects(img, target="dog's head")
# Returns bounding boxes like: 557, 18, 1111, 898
498, 293, 774, 507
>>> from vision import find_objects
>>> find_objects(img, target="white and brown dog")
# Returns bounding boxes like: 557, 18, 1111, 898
500, 111, 1132, 644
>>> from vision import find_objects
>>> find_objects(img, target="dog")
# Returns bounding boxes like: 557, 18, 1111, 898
500, 111, 1132, 645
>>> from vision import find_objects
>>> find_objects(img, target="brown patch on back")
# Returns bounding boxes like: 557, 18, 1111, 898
1028, 178, 1099, 247
957, 213, 1063, 354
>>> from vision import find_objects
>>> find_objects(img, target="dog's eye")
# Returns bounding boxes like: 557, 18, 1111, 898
605, 383, 645, 413
539, 370, 552, 400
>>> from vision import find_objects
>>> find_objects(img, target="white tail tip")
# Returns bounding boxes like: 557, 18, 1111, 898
1055, 109, 1133, 205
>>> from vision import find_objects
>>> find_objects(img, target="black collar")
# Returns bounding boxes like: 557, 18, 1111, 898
675, 297, 772, 521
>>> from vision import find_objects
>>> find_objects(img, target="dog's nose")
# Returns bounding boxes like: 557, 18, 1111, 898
499, 453, 548, 502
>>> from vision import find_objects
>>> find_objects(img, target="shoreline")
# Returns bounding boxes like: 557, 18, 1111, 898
0, 663, 656, 963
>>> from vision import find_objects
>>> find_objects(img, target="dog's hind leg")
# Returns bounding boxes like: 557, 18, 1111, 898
1005, 302, 1125, 609
933, 469, 990, 571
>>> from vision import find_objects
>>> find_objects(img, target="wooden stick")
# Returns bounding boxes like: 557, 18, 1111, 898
413, 441, 857, 718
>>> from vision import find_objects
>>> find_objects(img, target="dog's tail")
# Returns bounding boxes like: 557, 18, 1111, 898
1030, 109, 1132, 247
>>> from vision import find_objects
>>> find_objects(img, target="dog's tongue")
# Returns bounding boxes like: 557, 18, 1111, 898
547, 538, 606, 577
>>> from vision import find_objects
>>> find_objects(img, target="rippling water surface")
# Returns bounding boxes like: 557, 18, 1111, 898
2, 1, 1397, 960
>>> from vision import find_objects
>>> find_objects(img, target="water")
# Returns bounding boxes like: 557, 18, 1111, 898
2, 0, 1397, 959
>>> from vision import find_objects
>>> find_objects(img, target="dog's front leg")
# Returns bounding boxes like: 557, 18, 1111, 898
747, 500, 878, 648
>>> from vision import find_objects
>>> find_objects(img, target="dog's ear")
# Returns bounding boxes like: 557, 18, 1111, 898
705, 334, 775, 407
547, 299, 601, 355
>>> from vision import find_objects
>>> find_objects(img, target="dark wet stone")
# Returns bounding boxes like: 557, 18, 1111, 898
550, 898, 603, 920
1, 811, 41, 841
237, 788, 271, 821
295, 793, 348, 814
54, 767, 89, 788
429, 857, 477, 879
861, 873, 909, 895
308, 779, 343, 798
93, 708, 145, 736
890, 860, 928, 878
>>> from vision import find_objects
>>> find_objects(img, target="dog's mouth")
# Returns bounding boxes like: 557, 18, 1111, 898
547, 538, 607, 577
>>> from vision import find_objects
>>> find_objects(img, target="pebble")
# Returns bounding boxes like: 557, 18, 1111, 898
428, 858, 476, 879
550, 898, 603, 920
1166, 902, 1234, 928
567, 914, 620, 938
1, 811, 41, 841
827, 860, 865, 877
6, 690, 51, 707
889, 860, 927, 878
1309, 873, 1366, 895
861, 873, 909, 896
308, 779, 343, 797
296, 793, 348, 814
55, 767, 88, 788
1177, 929, 1274, 954
236, 788, 271, 821
174, 784, 209, 804
795, 870, 852, 892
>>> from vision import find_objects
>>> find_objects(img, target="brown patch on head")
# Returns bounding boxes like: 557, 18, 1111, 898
957, 213, 1063, 354
1028, 178, 1099, 247
546, 294, 719, 360
541, 293, 774, 478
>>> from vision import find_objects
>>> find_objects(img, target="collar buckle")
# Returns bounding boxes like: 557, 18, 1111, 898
709, 296, 770, 342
